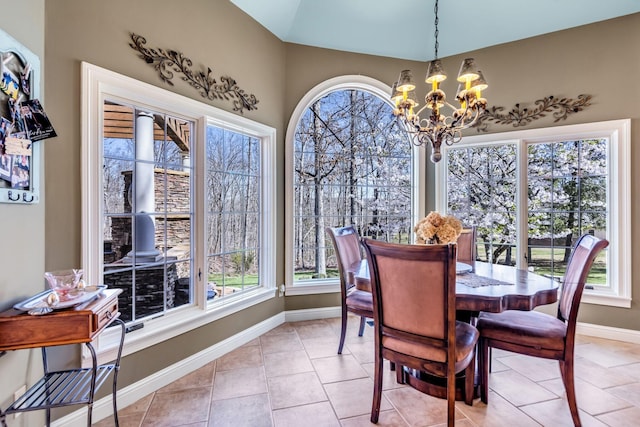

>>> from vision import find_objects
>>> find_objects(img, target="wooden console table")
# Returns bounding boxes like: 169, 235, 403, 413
0, 289, 125, 427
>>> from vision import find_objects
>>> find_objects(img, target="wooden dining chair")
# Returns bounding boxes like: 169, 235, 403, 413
477, 233, 609, 427
326, 225, 373, 354
457, 226, 477, 270
362, 239, 479, 426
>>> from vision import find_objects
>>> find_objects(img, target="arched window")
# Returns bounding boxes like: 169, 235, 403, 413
285, 76, 424, 294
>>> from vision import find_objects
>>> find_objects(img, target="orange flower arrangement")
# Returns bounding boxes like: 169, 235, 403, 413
414, 211, 463, 244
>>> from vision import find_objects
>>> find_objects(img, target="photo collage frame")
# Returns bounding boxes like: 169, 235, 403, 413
0, 29, 52, 204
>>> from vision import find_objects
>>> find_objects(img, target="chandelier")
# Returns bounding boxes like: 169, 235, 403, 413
391, 0, 488, 163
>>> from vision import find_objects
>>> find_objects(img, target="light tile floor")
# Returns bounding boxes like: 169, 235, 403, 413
94, 315, 640, 426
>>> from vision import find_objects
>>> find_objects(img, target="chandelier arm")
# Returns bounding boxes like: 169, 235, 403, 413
451, 99, 487, 128
459, 107, 485, 129
442, 100, 461, 112
443, 129, 463, 146
397, 117, 432, 146
442, 101, 466, 126
399, 101, 486, 131
414, 104, 432, 118
405, 128, 430, 147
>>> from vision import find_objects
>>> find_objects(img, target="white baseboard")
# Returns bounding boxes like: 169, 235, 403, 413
51, 307, 640, 426
576, 321, 640, 344
284, 306, 341, 322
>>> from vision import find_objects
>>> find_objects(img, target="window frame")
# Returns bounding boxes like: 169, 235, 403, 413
284, 75, 426, 295
435, 119, 631, 308
81, 62, 276, 362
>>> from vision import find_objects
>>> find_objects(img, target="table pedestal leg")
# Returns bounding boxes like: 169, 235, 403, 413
403, 367, 479, 403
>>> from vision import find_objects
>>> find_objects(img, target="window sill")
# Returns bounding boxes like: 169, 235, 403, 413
582, 292, 631, 308
82, 287, 276, 367
285, 279, 340, 296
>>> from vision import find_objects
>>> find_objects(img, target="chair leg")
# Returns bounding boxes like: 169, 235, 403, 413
395, 364, 404, 384
447, 371, 456, 426
358, 316, 366, 336
479, 338, 489, 404
338, 308, 348, 354
464, 354, 475, 406
560, 359, 582, 427
370, 354, 384, 423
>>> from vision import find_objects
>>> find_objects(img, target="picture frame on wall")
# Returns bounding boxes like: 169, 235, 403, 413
0, 28, 41, 204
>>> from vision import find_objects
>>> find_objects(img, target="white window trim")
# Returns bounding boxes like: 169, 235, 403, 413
81, 62, 276, 363
284, 75, 426, 296
435, 119, 631, 308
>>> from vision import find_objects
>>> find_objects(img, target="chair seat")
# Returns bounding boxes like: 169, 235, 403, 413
345, 289, 373, 312
383, 321, 479, 367
477, 310, 567, 351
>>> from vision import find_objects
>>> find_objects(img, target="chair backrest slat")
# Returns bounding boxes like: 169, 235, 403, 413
457, 227, 477, 268
326, 226, 362, 292
558, 233, 609, 323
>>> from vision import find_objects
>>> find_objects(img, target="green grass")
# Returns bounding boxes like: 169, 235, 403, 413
526, 247, 607, 284
293, 268, 339, 281
528, 265, 607, 284
208, 268, 340, 289
208, 274, 258, 288
211, 252, 608, 288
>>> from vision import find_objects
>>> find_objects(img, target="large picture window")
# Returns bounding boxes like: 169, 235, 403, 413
437, 120, 631, 307
285, 76, 424, 294
82, 62, 276, 358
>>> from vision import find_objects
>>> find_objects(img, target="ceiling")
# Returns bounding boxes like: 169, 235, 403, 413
231, 0, 640, 61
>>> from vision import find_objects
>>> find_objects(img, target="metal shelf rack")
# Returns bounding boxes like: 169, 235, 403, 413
0, 290, 125, 427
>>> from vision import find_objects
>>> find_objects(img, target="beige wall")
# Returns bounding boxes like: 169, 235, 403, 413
1, 0, 639, 422
0, 1, 46, 425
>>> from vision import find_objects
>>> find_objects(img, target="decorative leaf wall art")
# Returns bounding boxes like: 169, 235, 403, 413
474, 94, 592, 132
129, 33, 259, 114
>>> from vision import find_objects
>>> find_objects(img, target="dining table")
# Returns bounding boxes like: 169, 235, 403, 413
348, 259, 560, 401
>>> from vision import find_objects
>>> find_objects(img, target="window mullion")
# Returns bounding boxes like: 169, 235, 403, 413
517, 140, 528, 270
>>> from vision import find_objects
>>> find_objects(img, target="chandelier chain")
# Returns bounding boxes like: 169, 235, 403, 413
433, 0, 439, 59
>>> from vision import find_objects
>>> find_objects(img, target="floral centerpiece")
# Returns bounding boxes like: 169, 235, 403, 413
414, 211, 463, 244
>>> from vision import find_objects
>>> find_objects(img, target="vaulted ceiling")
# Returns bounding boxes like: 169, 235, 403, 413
231, 0, 640, 61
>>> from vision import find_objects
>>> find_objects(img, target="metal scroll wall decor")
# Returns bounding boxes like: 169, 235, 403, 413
473, 94, 592, 132
129, 33, 259, 114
